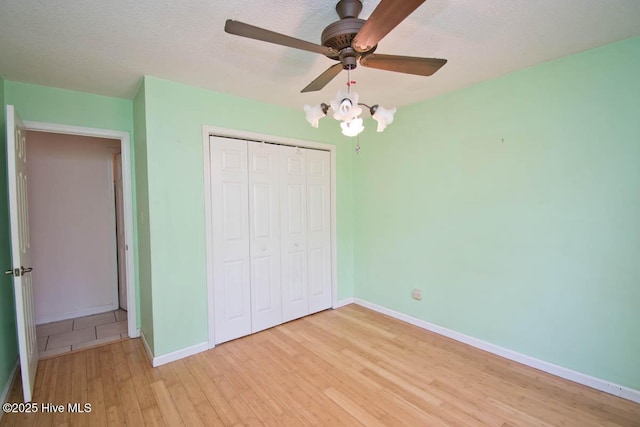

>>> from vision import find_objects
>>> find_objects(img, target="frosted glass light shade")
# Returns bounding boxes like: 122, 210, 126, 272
303, 94, 395, 136
331, 90, 362, 123
371, 105, 397, 132
340, 117, 364, 137
304, 103, 328, 128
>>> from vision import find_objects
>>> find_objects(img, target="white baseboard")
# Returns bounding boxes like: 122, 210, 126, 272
334, 297, 354, 308
152, 342, 208, 367
0, 360, 19, 423
353, 298, 640, 404
140, 331, 154, 366
140, 331, 209, 368
36, 303, 119, 325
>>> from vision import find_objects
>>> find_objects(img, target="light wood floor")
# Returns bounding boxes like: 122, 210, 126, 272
2, 304, 639, 426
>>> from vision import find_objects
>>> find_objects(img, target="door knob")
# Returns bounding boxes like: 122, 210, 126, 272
4, 269, 13, 276
20, 266, 33, 274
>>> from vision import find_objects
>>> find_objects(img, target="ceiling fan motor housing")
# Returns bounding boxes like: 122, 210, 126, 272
321, 18, 366, 55
322, 0, 377, 69
322, 18, 377, 69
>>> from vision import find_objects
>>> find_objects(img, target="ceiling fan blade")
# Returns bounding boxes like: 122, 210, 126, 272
360, 54, 446, 76
352, 0, 425, 53
301, 63, 344, 93
225, 20, 337, 57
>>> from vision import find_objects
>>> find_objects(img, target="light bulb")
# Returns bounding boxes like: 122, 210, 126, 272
331, 90, 361, 123
339, 98, 352, 115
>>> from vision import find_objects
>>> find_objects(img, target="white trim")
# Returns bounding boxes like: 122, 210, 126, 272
140, 331, 154, 365
329, 145, 338, 311
202, 125, 338, 348
140, 330, 208, 368
619, 386, 640, 404
151, 342, 208, 368
353, 298, 640, 404
22, 121, 139, 339
106, 155, 119, 313
334, 298, 354, 308
202, 127, 215, 348
0, 360, 19, 422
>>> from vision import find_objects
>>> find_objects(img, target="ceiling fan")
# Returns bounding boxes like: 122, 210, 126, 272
224, 0, 447, 93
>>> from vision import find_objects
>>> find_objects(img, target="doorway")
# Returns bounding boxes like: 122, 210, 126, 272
5, 107, 138, 402
26, 131, 130, 357
22, 121, 138, 340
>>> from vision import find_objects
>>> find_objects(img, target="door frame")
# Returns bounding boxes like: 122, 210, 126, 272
202, 126, 338, 348
114, 153, 128, 311
23, 120, 139, 338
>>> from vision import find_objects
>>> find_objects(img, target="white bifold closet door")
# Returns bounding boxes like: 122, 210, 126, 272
211, 137, 252, 344
247, 141, 282, 333
280, 146, 332, 321
306, 149, 332, 314
211, 136, 331, 345
280, 146, 309, 322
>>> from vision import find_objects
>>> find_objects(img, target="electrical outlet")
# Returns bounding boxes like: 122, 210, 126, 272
412, 288, 422, 301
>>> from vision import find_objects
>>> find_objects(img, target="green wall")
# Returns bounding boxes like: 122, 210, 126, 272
353, 36, 640, 390
0, 76, 19, 398
140, 76, 355, 356
2, 34, 637, 398
133, 81, 154, 352
0, 82, 138, 396
4, 82, 134, 133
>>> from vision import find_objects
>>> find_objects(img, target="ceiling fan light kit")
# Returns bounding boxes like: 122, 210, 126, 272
225, 0, 445, 136
304, 86, 396, 137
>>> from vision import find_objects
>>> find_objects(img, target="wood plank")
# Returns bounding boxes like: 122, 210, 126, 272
141, 407, 166, 427
149, 381, 183, 426
117, 378, 146, 427
2, 305, 639, 427
167, 382, 204, 426
324, 387, 386, 427
124, 343, 157, 411
98, 343, 125, 426
86, 377, 107, 427
186, 356, 240, 425
193, 401, 224, 426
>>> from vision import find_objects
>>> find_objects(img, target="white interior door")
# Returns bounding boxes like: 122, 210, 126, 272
114, 153, 127, 310
280, 146, 309, 322
211, 137, 251, 344
5, 105, 38, 402
306, 149, 332, 313
248, 142, 282, 332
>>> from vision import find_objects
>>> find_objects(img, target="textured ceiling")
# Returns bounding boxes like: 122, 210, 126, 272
1, 0, 639, 109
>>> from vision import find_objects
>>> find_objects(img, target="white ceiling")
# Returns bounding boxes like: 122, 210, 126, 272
1, 0, 639, 109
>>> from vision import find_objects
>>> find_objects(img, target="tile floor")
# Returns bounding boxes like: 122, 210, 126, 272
36, 309, 128, 358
